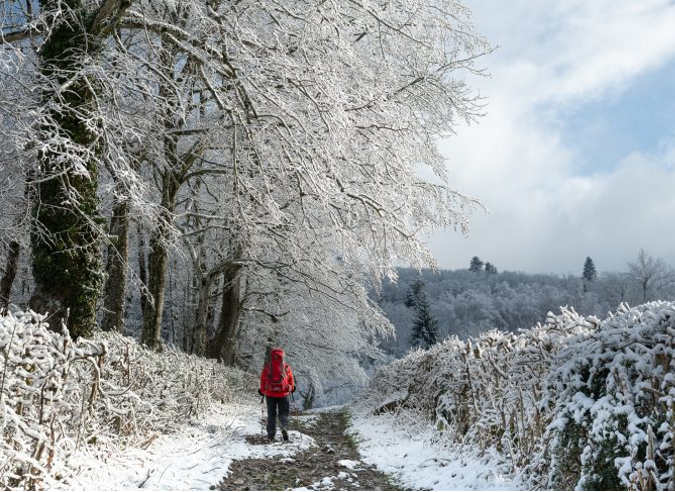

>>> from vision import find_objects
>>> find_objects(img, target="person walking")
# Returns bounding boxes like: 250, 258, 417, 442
258, 347, 296, 442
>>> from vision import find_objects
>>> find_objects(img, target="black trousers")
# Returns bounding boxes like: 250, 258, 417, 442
266, 395, 290, 438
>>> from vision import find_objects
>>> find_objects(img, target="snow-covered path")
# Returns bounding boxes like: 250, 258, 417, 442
66, 401, 516, 491
69, 401, 314, 490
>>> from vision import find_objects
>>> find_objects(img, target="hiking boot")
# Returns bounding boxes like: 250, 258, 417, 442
281, 429, 289, 442
268, 435, 275, 442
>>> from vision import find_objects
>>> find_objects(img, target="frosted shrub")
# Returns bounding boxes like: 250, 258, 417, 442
363, 307, 593, 465
0, 311, 253, 489
365, 301, 675, 489
547, 302, 675, 490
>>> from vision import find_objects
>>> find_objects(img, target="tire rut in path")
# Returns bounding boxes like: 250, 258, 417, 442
214, 411, 401, 491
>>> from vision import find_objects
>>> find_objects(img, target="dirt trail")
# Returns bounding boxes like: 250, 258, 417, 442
214, 411, 401, 491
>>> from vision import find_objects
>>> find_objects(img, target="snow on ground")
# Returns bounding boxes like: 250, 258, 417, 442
349, 410, 517, 491
54, 395, 517, 491
65, 401, 315, 491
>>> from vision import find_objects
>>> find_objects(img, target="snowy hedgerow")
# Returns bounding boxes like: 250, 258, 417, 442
364, 306, 592, 459
0, 310, 253, 490
364, 301, 675, 490
545, 302, 675, 491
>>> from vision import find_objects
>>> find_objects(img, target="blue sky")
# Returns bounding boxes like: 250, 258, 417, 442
431, 0, 675, 275
560, 61, 675, 174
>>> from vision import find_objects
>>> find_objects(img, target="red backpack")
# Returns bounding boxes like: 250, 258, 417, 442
266, 348, 292, 394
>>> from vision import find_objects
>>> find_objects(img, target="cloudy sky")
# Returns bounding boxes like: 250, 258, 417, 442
429, 0, 675, 275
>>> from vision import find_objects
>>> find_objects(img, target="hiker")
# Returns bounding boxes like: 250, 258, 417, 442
258, 347, 296, 442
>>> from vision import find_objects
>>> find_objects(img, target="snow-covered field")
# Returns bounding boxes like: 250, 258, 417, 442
349, 410, 516, 491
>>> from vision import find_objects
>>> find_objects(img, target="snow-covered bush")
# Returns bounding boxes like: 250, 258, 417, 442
366, 306, 592, 455
545, 302, 675, 490
0, 310, 254, 489
364, 303, 675, 490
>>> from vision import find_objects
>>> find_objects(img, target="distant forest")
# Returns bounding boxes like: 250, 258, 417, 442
377, 250, 675, 356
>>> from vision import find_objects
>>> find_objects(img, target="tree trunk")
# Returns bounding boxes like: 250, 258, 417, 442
137, 224, 148, 315
0, 240, 20, 315
29, 0, 132, 337
192, 272, 214, 357
208, 265, 241, 365
30, 3, 102, 337
140, 174, 179, 350
141, 233, 168, 349
101, 197, 130, 332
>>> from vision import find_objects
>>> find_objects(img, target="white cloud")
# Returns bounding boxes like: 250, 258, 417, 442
431, 0, 675, 274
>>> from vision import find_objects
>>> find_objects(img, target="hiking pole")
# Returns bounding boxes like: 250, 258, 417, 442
260, 395, 265, 436
291, 392, 299, 425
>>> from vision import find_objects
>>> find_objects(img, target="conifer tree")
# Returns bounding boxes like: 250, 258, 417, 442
406, 279, 439, 349
405, 279, 425, 308
469, 256, 484, 272
583, 257, 598, 283
485, 262, 498, 274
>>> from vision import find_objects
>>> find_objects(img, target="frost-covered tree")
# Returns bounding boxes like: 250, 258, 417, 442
484, 262, 497, 274
2, 0, 491, 368
119, 0, 491, 355
628, 248, 675, 303
469, 256, 484, 272
2, 0, 139, 337
405, 279, 426, 308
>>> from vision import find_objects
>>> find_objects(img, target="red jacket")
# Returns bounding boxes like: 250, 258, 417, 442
260, 359, 295, 398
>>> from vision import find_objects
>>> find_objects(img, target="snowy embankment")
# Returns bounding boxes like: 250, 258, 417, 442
353, 301, 675, 491
0, 310, 309, 490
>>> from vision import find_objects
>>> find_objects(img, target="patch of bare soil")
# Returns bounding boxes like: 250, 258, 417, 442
214, 411, 401, 491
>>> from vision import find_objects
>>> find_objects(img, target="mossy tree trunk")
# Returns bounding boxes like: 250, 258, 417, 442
28, 0, 132, 338
30, 1, 101, 336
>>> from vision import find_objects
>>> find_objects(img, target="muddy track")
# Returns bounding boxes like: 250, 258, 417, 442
214, 411, 401, 491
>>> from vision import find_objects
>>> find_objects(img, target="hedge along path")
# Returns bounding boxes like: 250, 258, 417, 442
214, 410, 401, 491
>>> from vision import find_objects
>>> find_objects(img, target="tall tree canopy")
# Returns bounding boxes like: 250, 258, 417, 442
1, 0, 489, 378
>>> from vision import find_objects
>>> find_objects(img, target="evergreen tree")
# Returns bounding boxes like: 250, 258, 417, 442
405, 278, 425, 308
469, 256, 484, 272
583, 257, 597, 283
485, 262, 498, 274
410, 288, 439, 349
406, 279, 439, 349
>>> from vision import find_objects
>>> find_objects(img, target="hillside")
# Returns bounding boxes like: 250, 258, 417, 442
378, 264, 675, 355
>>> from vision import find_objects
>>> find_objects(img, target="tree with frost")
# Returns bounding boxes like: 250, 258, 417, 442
405, 279, 426, 308
1, 0, 490, 362
469, 256, 484, 272
627, 248, 675, 303
484, 262, 497, 274
119, 0, 490, 356
1, 0, 141, 337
